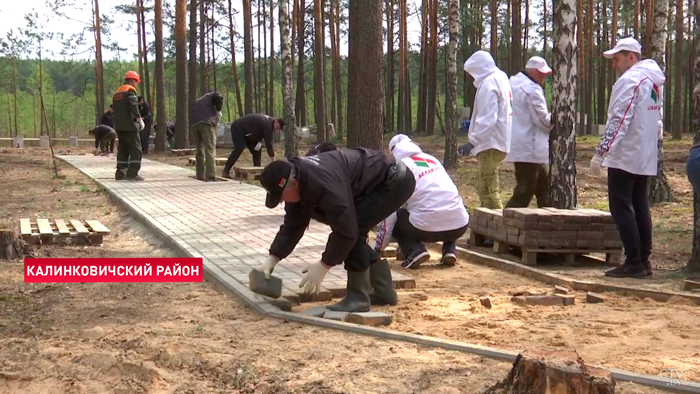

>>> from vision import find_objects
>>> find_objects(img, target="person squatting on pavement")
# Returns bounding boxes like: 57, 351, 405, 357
254, 148, 416, 312
99, 105, 115, 153
504, 56, 553, 208
459, 50, 513, 210
138, 96, 153, 153
589, 37, 665, 278
190, 92, 224, 181
374, 134, 470, 270
221, 113, 284, 178
113, 71, 145, 181
89, 125, 117, 156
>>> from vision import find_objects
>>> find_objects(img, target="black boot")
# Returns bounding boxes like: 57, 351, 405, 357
643, 260, 653, 276
327, 269, 371, 312
368, 259, 398, 306
604, 260, 647, 278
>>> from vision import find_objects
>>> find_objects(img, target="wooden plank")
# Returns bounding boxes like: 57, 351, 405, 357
37, 219, 53, 235
54, 219, 71, 235
70, 219, 90, 234
20, 219, 33, 236
85, 220, 110, 234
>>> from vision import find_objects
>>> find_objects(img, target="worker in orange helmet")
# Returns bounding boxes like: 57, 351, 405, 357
112, 71, 146, 181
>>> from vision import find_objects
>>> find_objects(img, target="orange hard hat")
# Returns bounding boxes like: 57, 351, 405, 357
125, 71, 141, 82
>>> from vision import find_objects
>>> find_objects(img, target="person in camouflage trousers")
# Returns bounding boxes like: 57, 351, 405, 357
113, 71, 145, 181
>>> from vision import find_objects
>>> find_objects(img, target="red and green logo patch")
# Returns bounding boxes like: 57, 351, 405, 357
651, 84, 659, 103
411, 156, 436, 168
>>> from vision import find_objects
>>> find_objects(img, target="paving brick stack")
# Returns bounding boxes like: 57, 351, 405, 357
470, 207, 622, 250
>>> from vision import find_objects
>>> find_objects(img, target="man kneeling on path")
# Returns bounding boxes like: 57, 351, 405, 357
255, 148, 416, 311
504, 56, 553, 208
89, 124, 117, 156
221, 113, 284, 178
374, 134, 470, 269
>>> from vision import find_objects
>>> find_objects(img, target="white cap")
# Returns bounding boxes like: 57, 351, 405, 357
603, 37, 642, 58
524, 56, 552, 74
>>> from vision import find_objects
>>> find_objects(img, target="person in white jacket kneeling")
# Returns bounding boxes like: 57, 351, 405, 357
504, 56, 553, 208
590, 37, 665, 278
375, 135, 470, 269
459, 50, 513, 210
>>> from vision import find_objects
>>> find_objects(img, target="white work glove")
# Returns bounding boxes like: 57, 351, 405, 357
254, 141, 262, 151
590, 154, 603, 177
299, 261, 330, 294
255, 255, 280, 279
216, 111, 222, 124
138, 118, 145, 131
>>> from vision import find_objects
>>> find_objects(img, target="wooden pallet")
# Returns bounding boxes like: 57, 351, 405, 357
20, 219, 110, 245
187, 157, 228, 166
233, 166, 264, 180
469, 208, 623, 266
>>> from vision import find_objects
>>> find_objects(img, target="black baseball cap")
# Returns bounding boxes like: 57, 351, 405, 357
260, 160, 293, 208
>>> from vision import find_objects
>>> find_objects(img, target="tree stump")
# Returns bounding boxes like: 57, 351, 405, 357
0, 230, 28, 261
482, 349, 615, 394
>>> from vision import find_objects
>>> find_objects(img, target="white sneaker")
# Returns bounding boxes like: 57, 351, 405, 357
401, 251, 430, 269
440, 253, 457, 266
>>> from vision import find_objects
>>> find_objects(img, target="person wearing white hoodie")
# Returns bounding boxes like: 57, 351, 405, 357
589, 37, 666, 278
374, 134, 470, 269
460, 50, 513, 210
504, 56, 553, 208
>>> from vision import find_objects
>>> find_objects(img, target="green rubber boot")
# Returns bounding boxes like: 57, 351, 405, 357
368, 259, 398, 306
327, 269, 371, 312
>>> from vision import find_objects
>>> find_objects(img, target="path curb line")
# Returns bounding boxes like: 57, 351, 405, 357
59, 156, 700, 394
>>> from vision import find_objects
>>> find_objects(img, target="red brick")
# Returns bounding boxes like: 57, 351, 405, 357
503, 209, 516, 218
504, 217, 517, 226
603, 231, 621, 240
507, 234, 520, 244
536, 238, 551, 247
536, 211, 552, 222
578, 231, 604, 240
555, 294, 576, 306
523, 295, 564, 306
346, 312, 392, 326
586, 292, 605, 303
538, 222, 553, 231
507, 226, 520, 236
554, 285, 570, 294
514, 209, 539, 222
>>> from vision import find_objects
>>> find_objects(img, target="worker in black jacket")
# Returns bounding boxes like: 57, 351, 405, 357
255, 148, 416, 312
138, 97, 153, 153
89, 124, 117, 155
221, 113, 284, 178
99, 105, 115, 153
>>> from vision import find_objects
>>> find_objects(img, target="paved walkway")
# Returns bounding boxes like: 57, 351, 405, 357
58, 155, 415, 303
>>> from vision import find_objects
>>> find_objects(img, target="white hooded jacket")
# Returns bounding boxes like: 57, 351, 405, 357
596, 59, 665, 176
463, 51, 513, 156
374, 136, 470, 251
504, 71, 552, 164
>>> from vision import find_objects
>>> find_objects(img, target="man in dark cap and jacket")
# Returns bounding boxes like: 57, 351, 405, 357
190, 92, 224, 181
254, 148, 416, 312
221, 113, 284, 178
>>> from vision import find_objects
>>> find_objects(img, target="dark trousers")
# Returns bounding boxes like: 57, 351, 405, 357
107, 138, 115, 153
344, 162, 416, 272
393, 208, 467, 257
116, 130, 142, 178
99, 130, 117, 153
687, 146, 700, 194
506, 162, 549, 208
140, 124, 151, 153
223, 129, 261, 174
607, 167, 652, 264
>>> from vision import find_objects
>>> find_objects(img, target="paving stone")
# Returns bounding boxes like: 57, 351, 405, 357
682, 280, 700, 292
519, 295, 564, 306
586, 292, 605, 303
248, 269, 283, 299
299, 306, 328, 317
554, 285, 570, 295
555, 294, 575, 306
322, 310, 349, 321
346, 312, 392, 326
479, 296, 492, 309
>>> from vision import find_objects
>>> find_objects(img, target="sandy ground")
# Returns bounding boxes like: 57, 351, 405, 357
0, 146, 687, 393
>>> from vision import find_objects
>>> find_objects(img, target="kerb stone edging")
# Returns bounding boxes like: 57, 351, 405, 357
59, 157, 700, 394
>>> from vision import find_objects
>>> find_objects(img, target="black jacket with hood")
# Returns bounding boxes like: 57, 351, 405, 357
269, 148, 397, 267
232, 113, 276, 157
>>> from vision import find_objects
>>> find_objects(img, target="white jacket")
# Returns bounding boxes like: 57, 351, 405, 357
504, 72, 552, 164
374, 137, 470, 251
597, 59, 665, 176
463, 51, 513, 156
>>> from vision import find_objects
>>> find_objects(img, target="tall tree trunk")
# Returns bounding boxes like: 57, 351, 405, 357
334, 0, 343, 139
690, 0, 700, 272
257, 0, 262, 111
635, 0, 641, 38
586, 0, 594, 134
550, 0, 578, 208
611, 0, 618, 90
577, 0, 585, 133
269, 0, 275, 116
175, 0, 189, 148
543, 0, 548, 59
211, 3, 217, 92
313, 0, 327, 141
280, 0, 298, 156
11, 57, 18, 137
189, 0, 197, 129
511, 0, 522, 75
649, 0, 674, 203
141, 3, 152, 105
665, 2, 673, 127
263, 0, 269, 115
347, 0, 383, 148
154, 0, 166, 152
490, 0, 498, 56
415, 0, 427, 132
244, 0, 255, 113
672, 0, 684, 139
295, 0, 307, 125
93, 0, 105, 124
444, 0, 459, 168
385, 0, 395, 135
426, 0, 438, 135
523, 0, 529, 64
137, 0, 145, 94
199, 0, 206, 95
228, 0, 245, 117
598, 0, 607, 123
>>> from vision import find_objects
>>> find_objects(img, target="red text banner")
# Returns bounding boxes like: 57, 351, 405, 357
24, 258, 204, 283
